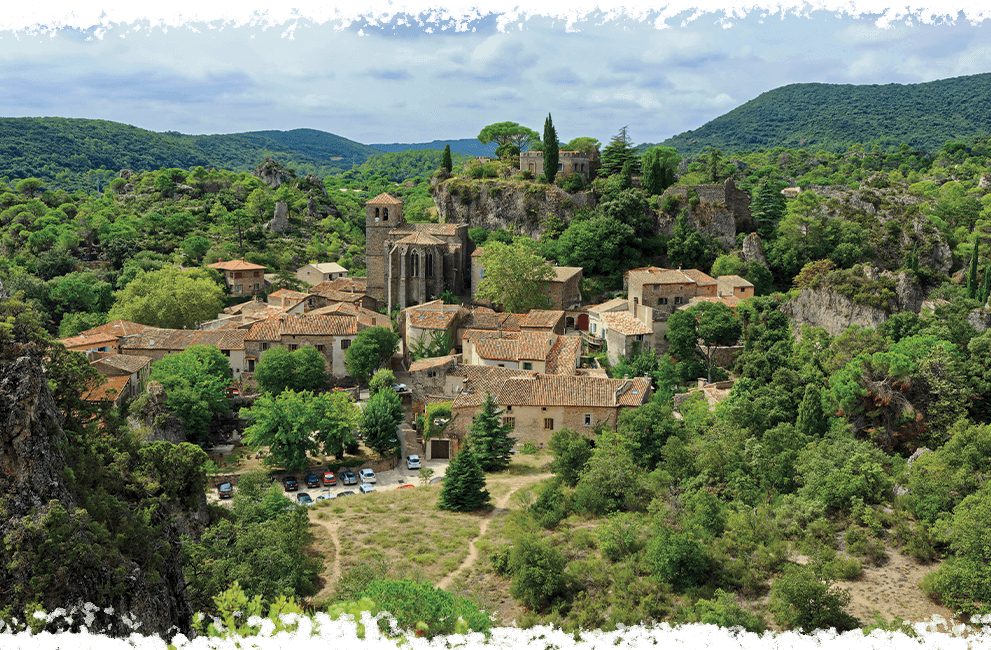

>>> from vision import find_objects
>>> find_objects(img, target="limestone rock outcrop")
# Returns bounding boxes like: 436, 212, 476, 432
252, 157, 294, 189
741, 233, 768, 267
268, 201, 290, 232
128, 381, 186, 444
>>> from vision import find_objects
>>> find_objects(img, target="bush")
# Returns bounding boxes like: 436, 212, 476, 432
508, 534, 571, 612
559, 172, 585, 193
597, 512, 646, 563
529, 481, 569, 529
677, 588, 767, 633
770, 563, 859, 632
359, 579, 491, 639
645, 525, 710, 591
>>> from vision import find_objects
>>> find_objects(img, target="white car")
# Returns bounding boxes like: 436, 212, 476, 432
406, 455, 421, 470
358, 484, 376, 494
358, 468, 377, 484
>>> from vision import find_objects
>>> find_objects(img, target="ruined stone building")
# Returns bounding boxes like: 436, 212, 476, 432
364, 193, 471, 311
519, 150, 592, 179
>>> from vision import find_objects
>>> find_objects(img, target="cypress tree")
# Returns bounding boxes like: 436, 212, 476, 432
706, 147, 723, 184
969, 238, 980, 300
438, 442, 490, 512
441, 144, 453, 173
643, 155, 663, 195
796, 384, 827, 438
982, 265, 991, 305
619, 160, 633, 190
543, 113, 559, 185
469, 393, 516, 472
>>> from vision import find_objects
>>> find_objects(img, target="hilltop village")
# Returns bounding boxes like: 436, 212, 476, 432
8, 125, 991, 641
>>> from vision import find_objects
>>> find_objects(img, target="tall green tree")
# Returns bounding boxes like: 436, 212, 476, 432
477, 122, 540, 159
149, 345, 232, 443
476, 239, 554, 313
641, 146, 680, 195
344, 327, 400, 386
360, 388, 404, 457
666, 301, 742, 383
542, 113, 559, 183
468, 393, 516, 472
969, 237, 980, 300
441, 144, 453, 173
600, 126, 641, 177
751, 178, 788, 240
706, 147, 724, 183
107, 266, 224, 329
667, 210, 716, 271
254, 345, 328, 394
438, 443, 490, 512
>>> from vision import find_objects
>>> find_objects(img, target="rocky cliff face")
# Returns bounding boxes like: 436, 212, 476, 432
784, 270, 924, 337
431, 178, 596, 239
128, 381, 186, 444
656, 201, 737, 251
0, 355, 198, 639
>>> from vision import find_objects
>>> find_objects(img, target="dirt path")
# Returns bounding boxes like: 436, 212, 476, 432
436, 472, 552, 591
312, 517, 343, 602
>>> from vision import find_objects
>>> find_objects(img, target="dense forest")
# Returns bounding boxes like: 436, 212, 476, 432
9, 104, 991, 642
660, 73, 991, 156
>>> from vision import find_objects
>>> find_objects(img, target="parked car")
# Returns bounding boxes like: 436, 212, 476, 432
358, 469, 377, 484
358, 484, 376, 494
296, 493, 314, 506
218, 482, 234, 499
340, 470, 358, 486
305, 473, 321, 488
406, 455, 421, 470
282, 476, 299, 492
322, 471, 336, 486
315, 492, 336, 501
397, 484, 415, 490
392, 383, 408, 393
337, 491, 356, 498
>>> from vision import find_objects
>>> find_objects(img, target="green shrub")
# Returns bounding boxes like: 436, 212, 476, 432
559, 172, 585, 193
677, 588, 767, 633
597, 513, 647, 563
770, 563, 859, 632
359, 579, 491, 639
645, 525, 709, 591
508, 534, 572, 612
831, 555, 864, 581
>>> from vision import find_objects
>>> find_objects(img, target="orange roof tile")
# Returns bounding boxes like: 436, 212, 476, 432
550, 267, 582, 282
81, 319, 150, 339
520, 309, 565, 330
497, 375, 650, 408
408, 310, 459, 331
409, 354, 460, 373
544, 336, 582, 375
602, 312, 652, 336
448, 365, 532, 408
268, 289, 309, 302
209, 259, 268, 271
91, 354, 152, 375
245, 314, 358, 341
390, 223, 462, 237
367, 192, 403, 205
81, 375, 130, 403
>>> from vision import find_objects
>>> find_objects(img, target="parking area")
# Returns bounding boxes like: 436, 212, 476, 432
208, 456, 450, 505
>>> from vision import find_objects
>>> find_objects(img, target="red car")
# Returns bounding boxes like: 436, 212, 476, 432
322, 471, 336, 486
397, 484, 415, 490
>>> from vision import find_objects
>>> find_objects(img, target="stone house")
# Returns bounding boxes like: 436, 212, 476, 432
81, 374, 132, 409
90, 353, 152, 400
208, 258, 268, 297
519, 150, 592, 180
519, 309, 566, 335
308, 277, 379, 312
407, 354, 461, 399
662, 178, 752, 226
243, 313, 361, 377
59, 319, 150, 357
398, 301, 466, 365
461, 330, 581, 375
295, 262, 348, 287
364, 193, 471, 311
717, 275, 755, 301
447, 371, 650, 447
119, 329, 248, 380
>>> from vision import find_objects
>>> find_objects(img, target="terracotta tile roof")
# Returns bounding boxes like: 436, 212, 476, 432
687, 295, 741, 308
550, 266, 582, 282
449, 365, 532, 408
59, 331, 120, 349
587, 298, 629, 314
390, 222, 462, 237
544, 336, 582, 375
394, 231, 446, 246
311, 303, 389, 329
520, 309, 565, 330
603, 312, 652, 336
626, 267, 716, 287
81, 375, 130, 403
497, 375, 651, 408
408, 310, 459, 331
82, 319, 150, 339
311, 289, 366, 303
409, 354, 460, 373
208, 258, 267, 271
268, 289, 309, 302
121, 328, 247, 351
91, 354, 152, 374
472, 332, 554, 362
245, 314, 358, 340
499, 313, 522, 330
310, 277, 367, 294
471, 248, 484, 258
367, 192, 403, 205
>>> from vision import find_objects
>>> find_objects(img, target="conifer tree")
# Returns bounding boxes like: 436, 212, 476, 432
969, 238, 980, 300
441, 144, 453, 173
642, 154, 663, 195
751, 178, 787, 240
600, 126, 641, 177
619, 160, 633, 190
543, 113, 559, 185
706, 147, 724, 183
469, 393, 516, 472
982, 265, 991, 305
438, 442, 490, 512
796, 384, 827, 438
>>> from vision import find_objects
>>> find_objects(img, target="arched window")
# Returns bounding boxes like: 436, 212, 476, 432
410, 251, 419, 277
374, 207, 380, 219
426, 253, 433, 277
383, 208, 389, 221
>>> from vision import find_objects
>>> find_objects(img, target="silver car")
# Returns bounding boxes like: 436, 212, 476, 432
359, 484, 376, 494
358, 468, 377, 484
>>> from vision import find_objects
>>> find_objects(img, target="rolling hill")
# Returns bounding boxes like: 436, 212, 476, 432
659, 73, 991, 156
370, 138, 497, 157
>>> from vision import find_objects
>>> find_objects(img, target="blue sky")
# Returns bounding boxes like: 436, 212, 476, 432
2, 2, 990, 146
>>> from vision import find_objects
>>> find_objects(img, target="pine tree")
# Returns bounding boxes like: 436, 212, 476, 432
751, 178, 787, 240
796, 385, 827, 438
982, 265, 991, 305
469, 393, 516, 472
969, 238, 980, 300
543, 113, 559, 185
642, 154, 663, 195
441, 144, 453, 173
438, 443, 490, 512
619, 160, 633, 190
600, 126, 641, 177
706, 147, 723, 184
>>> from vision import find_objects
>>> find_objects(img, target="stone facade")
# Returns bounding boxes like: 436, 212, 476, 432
364, 193, 471, 311
243, 314, 359, 377
296, 263, 348, 286
664, 178, 752, 225
520, 150, 592, 179
208, 259, 267, 297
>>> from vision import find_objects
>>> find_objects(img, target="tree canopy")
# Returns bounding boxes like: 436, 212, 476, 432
476, 122, 540, 159
107, 266, 224, 329
476, 239, 555, 313
254, 345, 328, 394
344, 327, 400, 386
148, 345, 231, 443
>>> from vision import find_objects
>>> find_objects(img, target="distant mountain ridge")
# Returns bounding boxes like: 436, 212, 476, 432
659, 73, 991, 156
370, 138, 497, 157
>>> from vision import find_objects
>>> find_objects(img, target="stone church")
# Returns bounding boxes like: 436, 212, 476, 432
364, 193, 471, 312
